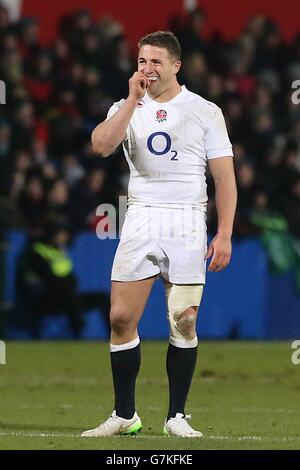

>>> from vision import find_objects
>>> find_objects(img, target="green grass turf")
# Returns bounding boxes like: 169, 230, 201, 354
0, 341, 299, 450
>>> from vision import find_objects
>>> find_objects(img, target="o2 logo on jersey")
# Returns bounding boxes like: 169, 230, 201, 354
147, 132, 178, 161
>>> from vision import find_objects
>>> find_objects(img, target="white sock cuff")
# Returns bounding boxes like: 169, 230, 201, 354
169, 335, 198, 349
110, 336, 140, 353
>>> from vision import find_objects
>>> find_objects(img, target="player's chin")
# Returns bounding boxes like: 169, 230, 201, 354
149, 82, 161, 94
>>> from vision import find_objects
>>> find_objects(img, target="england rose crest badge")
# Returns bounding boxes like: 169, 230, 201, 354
156, 109, 167, 123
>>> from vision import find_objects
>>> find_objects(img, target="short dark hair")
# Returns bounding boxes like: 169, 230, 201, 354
138, 31, 181, 60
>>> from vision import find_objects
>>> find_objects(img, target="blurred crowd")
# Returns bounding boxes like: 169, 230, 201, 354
0, 5, 300, 240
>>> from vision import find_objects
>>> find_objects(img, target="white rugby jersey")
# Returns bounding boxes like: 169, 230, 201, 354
107, 85, 233, 208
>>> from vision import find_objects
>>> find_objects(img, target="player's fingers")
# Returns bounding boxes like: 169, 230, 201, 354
205, 243, 214, 260
209, 248, 230, 271
214, 254, 231, 272
208, 252, 223, 271
214, 256, 226, 272
139, 76, 147, 88
221, 254, 231, 269
132, 72, 147, 88
136, 72, 149, 87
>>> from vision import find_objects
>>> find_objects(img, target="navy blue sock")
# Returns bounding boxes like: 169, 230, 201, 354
166, 343, 198, 420
111, 344, 141, 419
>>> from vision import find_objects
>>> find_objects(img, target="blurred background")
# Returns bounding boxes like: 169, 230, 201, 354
0, 0, 300, 340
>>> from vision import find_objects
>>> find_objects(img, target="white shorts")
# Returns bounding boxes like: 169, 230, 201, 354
111, 206, 207, 284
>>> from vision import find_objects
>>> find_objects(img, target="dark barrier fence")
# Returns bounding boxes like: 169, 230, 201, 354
4, 231, 300, 340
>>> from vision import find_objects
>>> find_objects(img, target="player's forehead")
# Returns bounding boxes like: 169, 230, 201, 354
138, 45, 171, 62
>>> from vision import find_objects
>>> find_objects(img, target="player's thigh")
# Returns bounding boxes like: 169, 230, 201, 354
111, 275, 157, 325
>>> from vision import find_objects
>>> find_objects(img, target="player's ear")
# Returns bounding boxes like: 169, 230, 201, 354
173, 60, 181, 74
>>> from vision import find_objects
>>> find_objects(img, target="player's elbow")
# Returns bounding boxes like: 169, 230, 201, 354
91, 140, 113, 158
91, 127, 111, 157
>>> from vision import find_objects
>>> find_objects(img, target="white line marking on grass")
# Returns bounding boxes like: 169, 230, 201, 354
207, 436, 300, 442
0, 431, 79, 438
1, 431, 300, 442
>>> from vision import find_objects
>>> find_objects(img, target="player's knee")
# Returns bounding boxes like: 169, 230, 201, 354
165, 284, 203, 347
110, 307, 134, 333
177, 308, 197, 340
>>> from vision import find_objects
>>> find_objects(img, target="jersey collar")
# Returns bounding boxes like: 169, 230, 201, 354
143, 85, 187, 105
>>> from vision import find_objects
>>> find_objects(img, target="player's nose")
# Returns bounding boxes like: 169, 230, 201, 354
144, 62, 154, 74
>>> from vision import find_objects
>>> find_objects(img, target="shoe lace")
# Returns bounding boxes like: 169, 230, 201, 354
182, 415, 194, 431
172, 414, 195, 432
99, 411, 118, 430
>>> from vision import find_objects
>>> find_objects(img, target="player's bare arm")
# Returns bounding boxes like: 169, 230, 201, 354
91, 72, 150, 157
206, 156, 237, 272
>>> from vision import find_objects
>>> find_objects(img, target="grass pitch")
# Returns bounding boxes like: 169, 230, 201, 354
0, 341, 299, 450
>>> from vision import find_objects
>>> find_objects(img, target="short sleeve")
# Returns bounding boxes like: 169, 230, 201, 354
106, 100, 129, 141
205, 107, 233, 159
